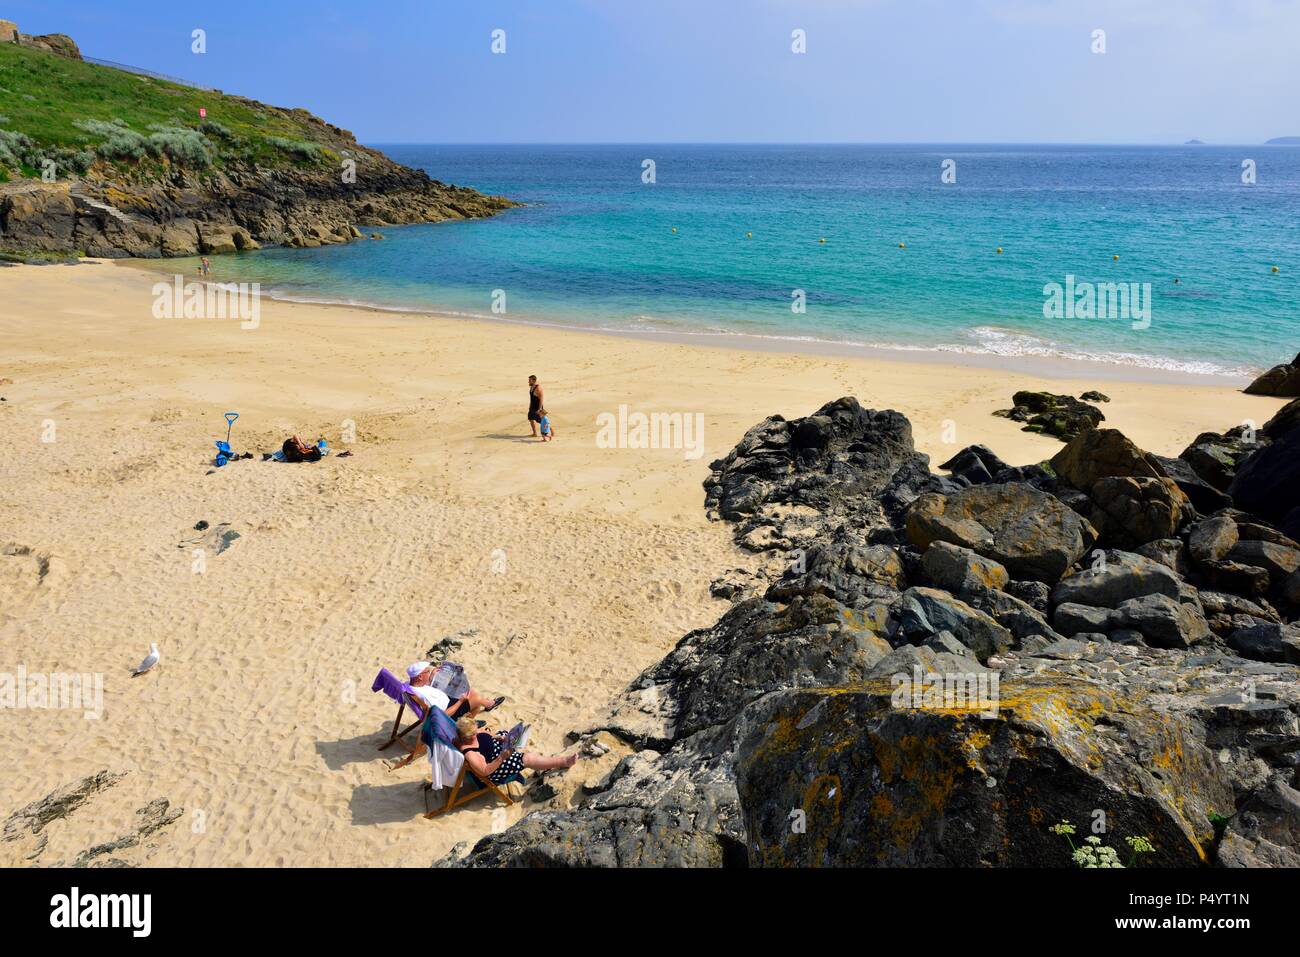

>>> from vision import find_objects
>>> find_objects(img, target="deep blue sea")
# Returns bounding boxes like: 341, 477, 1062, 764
201, 144, 1300, 377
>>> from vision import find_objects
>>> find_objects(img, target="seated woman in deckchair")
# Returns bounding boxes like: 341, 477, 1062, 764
455, 715, 575, 786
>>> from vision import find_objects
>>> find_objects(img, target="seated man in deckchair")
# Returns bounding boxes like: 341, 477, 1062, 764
386, 662, 503, 771
408, 661, 505, 720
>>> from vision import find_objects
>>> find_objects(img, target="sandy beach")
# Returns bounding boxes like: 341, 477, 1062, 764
0, 260, 1288, 867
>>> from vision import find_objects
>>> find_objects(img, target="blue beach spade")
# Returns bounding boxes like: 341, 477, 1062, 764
214, 411, 239, 466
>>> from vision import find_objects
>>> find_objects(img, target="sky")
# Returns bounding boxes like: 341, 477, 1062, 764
8, 0, 1299, 144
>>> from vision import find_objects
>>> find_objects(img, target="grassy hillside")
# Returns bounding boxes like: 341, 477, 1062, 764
0, 40, 346, 181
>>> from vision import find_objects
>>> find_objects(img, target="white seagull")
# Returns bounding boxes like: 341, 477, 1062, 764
132, 643, 160, 677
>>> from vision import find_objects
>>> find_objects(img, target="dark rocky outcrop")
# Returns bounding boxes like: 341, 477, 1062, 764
444, 399, 1300, 869
1243, 353, 1300, 398
993, 391, 1105, 441
1, 152, 515, 259
1229, 399, 1300, 528
703, 397, 934, 552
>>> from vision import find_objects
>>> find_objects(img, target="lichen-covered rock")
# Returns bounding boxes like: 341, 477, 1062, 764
735, 673, 1233, 867
918, 541, 1009, 594
1087, 476, 1191, 549
1050, 428, 1164, 491
905, 483, 1095, 583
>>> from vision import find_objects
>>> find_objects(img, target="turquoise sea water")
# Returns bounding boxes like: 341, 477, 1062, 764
196, 144, 1299, 377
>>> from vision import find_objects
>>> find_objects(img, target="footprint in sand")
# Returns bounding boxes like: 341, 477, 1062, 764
0, 542, 65, 616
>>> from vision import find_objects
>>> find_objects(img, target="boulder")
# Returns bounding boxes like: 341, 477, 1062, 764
1243, 353, 1300, 397
993, 391, 1105, 441
1179, 427, 1262, 492
905, 483, 1095, 583
937, 444, 1009, 486
195, 224, 239, 255
1227, 540, 1300, 585
1115, 593, 1212, 648
1086, 476, 1190, 549
1053, 602, 1116, 637
765, 537, 905, 606
918, 541, 1009, 594
1050, 428, 1163, 491
18, 33, 82, 59
960, 586, 1064, 646
1050, 550, 1181, 609
1285, 569, 1300, 606
865, 642, 988, 680
1135, 539, 1192, 578
1217, 778, 1300, 868
1227, 622, 1300, 664
1149, 454, 1233, 513
1262, 397, 1300, 440
895, 588, 1013, 663
1188, 514, 1239, 564
1202, 559, 1271, 597
735, 680, 1232, 867
1229, 406, 1300, 525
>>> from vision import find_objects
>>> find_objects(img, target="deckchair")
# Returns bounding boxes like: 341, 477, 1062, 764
371, 668, 427, 751
421, 707, 524, 818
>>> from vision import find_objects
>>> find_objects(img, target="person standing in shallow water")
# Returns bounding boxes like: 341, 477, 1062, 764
527, 375, 546, 438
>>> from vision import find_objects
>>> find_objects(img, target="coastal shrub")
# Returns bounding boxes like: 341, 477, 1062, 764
146, 124, 214, 167
71, 119, 214, 168
75, 118, 147, 160
0, 132, 92, 178
200, 119, 233, 139
0, 128, 36, 168
266, 135, 328, 162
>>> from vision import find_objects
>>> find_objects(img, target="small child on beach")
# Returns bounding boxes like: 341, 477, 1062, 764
539, 414, 556, 442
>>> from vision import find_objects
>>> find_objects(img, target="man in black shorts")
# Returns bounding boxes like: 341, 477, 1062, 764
527, 375, 547, 438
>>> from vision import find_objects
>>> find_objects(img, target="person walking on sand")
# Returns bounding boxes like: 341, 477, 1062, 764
539, 411, 556, 442
527, 375, 547, 438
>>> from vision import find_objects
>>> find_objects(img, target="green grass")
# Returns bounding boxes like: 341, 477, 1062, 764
0, 41, 344, 177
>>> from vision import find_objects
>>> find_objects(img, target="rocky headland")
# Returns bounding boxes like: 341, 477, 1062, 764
443, 393, 1300, 868
0, 27, 515, 259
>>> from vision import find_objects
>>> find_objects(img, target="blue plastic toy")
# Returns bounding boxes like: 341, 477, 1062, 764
214, 412, 239, 466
